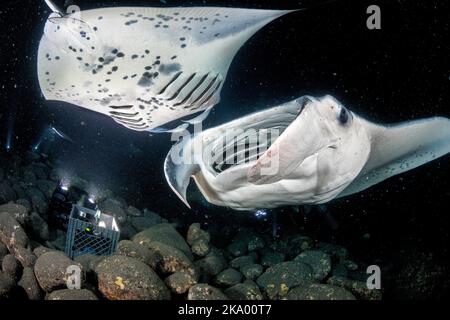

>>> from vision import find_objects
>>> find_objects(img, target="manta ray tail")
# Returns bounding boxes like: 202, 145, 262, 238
341, 116, 450, 197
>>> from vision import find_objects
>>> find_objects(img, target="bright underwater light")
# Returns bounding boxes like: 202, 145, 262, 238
254, 209, 268, 218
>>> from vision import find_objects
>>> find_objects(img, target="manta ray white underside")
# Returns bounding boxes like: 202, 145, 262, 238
165, 95, 450, 210
37, 3, 294, 131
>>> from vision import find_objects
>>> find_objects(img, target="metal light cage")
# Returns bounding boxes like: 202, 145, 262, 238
65, 205, 120, 259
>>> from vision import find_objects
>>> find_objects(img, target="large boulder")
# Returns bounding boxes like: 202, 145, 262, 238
195, 250, 227, 277
25, 187, 48, 215
214, 268, 243, 288
294, 250, 332, 281
286, 283, 356, 300
35, 180, 57, 199
116, 240, 161, 269
18, 267, 44, 300
187, 284, 229, 300
225, 280, 264, 300
0, 241, 7, 264
142, 241, 195, 275
2, 254, 21, 281
186, 223, 210, 245
26, 212, 50, 241
256, 261, 313, 299
133, 223, 192, 260
34, 251, 84, 292
96, 255, 170, 300
165, 271, 198, 294
46, 289, 98, 300
0, 212, 29, 253
98, 199, 128, 225
0, 272, 16, 299
327, 276, 382, 300
130, 216, 161, 232
0, 181, 16, 204
0, 202, 29, 225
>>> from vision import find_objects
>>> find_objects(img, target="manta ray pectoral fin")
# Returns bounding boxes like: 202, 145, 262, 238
44, 0, 63, 14
339, 116, 450, 198
164, 137, 200, 208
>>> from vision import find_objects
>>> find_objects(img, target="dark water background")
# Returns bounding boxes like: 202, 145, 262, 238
0, 0, 449, 298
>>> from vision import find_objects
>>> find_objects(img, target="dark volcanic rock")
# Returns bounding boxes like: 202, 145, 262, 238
116, 240, 161, 269
256, 261, 313, 299
0, 181, 16, 204
327, 276, 382, 300
14, 246, 37, 268
0, 212, 29, 253
230, 255, 256, 270
98, 199, 128, 225
126, 206, 142, 217
143, 241, 195, 275
34, 251, 84, 292
191, 238, 210, 257
0, 202, 29, 225
227, 233, 249, 257
195, 250, 227, 277
96, 255, 170, 300
2, 254, 21, 281
165, 271, 198, 294
187, 284, 229, 300
260, 250, 286, 268
294, 250, 332, 281
286, 283, 356, 300
186, 223, 210, 245
15, 199, 32, 213
26, 212, 50, 241
225, 280, 264, 300
0, 271, 16, 299
18, 267, 44, 300
133, 223, 192, 260
46, 289, 98, 300
130, 216, 161, 232
0, 241, 7, 263
214, 268, 243, 287
33, 246, 55, 258
241, 264, 263, 280
247, 235, 265, 252
74, 254, 104, 275
25, 187, 48, 215
36, 180, 57, 199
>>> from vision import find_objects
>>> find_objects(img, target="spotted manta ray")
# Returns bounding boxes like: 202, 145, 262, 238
164, 95, 450, 210
38, 1, 295, 131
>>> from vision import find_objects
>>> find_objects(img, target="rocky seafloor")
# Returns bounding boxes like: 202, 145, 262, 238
0, 152, 382, 300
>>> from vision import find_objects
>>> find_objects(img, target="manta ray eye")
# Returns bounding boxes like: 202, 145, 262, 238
338, 107, 349, 125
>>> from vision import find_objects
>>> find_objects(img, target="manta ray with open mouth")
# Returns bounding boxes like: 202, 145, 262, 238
165, 95, 450, 210
37, 1, 295, 131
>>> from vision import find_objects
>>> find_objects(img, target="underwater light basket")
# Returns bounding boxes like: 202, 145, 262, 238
65, 205, 120, 260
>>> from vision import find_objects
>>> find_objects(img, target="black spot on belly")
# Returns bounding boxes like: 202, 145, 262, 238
158, 63, 182, 75
132, 55, 138, 59
145, 66, 152, 70
111, 49, 118, 55
125, 20, 138, 26
181, 44, 187, 49
112, 66, 119, 72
